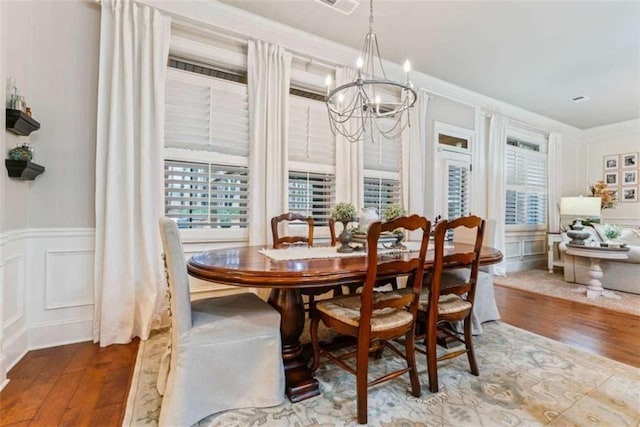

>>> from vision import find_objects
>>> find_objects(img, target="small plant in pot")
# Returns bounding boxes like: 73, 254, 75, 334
331, 202, 357, 253
602, 224, 622, 246
384, 203, 407, 247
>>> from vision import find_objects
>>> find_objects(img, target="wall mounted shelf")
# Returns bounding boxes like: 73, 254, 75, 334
5, 159, 45, 180
6, 109, 40, 136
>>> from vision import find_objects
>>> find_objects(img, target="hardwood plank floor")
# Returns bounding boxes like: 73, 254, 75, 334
1, 285, 638, 426
0, 339, 139, 427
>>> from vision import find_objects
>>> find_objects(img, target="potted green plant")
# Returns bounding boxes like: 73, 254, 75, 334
602, 223, 622, 244
384, 203, 407, 247
331, 202, 357, 253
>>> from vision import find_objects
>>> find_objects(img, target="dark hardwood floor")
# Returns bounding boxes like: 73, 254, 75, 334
1, 285, 638, 426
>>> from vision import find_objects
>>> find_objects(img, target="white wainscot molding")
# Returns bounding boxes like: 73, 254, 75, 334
505, 231, 547, 273
1, 228, 96, 372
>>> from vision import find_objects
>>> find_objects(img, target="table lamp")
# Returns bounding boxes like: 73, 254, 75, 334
560, 196, 601, 245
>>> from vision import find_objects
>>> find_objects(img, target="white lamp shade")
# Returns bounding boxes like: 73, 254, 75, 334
560, 196, 601, 217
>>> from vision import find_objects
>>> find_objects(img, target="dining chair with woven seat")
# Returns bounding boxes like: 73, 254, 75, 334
416, 215, 485, 393
271, 213, 341, 309
157, 217, 285, 426
309, 215, 431, 424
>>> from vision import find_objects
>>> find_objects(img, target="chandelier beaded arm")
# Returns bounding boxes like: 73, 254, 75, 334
325, 0, 417, 143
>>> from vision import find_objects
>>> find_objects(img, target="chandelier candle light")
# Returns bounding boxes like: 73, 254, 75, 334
325, 0, 417, 143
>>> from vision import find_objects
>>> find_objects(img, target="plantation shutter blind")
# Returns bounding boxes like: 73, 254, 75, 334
288, 95, 335, 165
447, 163, 470, 220
165, 69, 249, 157
363, 119, 401, 172
505, 144, 547, 226
288, 172, 335, 225
164, 160, 249, 228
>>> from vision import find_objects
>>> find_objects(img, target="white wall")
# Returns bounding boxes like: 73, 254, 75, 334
1, 1, 100, 387
582, 119, 640, 226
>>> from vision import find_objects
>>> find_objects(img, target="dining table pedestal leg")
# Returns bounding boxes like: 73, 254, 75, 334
268, 288, 320, 402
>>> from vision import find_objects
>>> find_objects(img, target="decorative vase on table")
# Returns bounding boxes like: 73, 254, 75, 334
337, 221, 353, 253
332, 202, 357, 253
358, 207, 378, 232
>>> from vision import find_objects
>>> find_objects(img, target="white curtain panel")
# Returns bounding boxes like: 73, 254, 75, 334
247, 40, 291, 246
487, 114, 509, 276
547, 132, 562, 233
401, 88, 429, 217
333, 67, 363, 207
94, 0, 171, 346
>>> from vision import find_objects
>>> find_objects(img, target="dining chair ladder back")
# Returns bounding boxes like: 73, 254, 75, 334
271, 213, 340, 309
309, 215, 431, 424
420, 215, 485, 393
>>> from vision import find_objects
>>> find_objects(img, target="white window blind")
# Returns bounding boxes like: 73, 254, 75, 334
165, 68, 249, 157
165, 160, 249, 229
288, 95, 335, 165
288, 171, 335, 226
447, 163, 470, 220
505, 141, 547, 227
363, 119, 401, 172
287, 94, 336, 226
363, 177, 401, 217
164, 60, 250, 233
363, 117, 401, 217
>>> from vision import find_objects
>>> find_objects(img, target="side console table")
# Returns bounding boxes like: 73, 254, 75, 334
547, 233, 564, 273
565, 243, 630, 299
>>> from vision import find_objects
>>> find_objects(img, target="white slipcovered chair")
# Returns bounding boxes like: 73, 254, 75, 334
441, 218, 500, 334
157, 217, 285, 426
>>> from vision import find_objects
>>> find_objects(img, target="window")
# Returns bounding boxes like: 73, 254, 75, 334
363, 118, 401, 217
363, 177, 401, 215
288, 94, 336, 225
288, 172, 335, 225
165, 160, 248, 228
434, 122, 474, 229
164, 60, 250, 232
505, 137, 547, 228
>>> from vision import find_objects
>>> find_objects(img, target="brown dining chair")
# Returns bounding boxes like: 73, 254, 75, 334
309, 215, 431, 424
271, 213, 338, 309
416, 215, 485, 393
271, 212, 314, 248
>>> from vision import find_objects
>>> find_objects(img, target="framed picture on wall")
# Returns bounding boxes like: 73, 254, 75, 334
622, 152, 638, 169
610, 188, 619, 202
621, 186, 638, 202
623, 170, 638, 185
604, 171, 618, 186
604, 154, 619, 170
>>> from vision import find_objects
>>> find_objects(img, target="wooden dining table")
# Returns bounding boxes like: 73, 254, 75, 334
187, 243, 503, 403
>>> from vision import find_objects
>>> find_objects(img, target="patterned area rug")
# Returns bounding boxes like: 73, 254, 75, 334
123, 322, 640, 426
493, 269, 640, 316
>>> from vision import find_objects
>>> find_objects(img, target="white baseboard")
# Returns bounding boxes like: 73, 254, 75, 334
2, 326, 29, 374
28, 317, 94, 350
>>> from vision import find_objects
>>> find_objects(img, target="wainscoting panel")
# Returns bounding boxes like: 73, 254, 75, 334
44, 249, 95, 310
3, 255, 24, 332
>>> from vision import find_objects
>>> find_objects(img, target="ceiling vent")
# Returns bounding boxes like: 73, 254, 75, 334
314, 0, 359, 15
571, 95, 591, 103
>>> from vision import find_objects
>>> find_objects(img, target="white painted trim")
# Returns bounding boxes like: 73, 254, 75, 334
2, 255, 24, 331
0, 228, 95, 245
44, 249, 95, 310
28, 317, 93, 350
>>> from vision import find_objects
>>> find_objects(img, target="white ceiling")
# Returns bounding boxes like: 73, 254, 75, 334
217, 0, 640, 130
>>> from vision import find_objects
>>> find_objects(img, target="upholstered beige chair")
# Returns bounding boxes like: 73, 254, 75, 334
309, 215, 431, 424
443, 218, 499, 334
157, 218, 285, 426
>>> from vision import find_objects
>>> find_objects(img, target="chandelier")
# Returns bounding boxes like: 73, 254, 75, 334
325, 0, 417, 143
